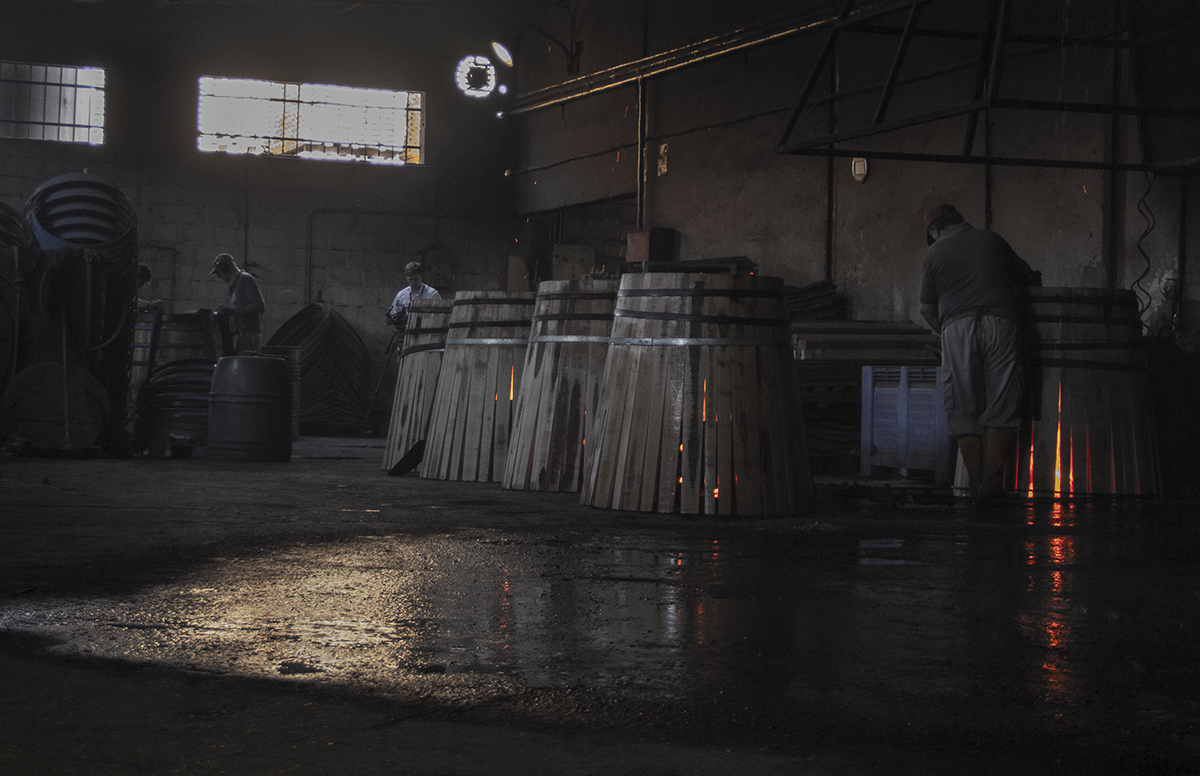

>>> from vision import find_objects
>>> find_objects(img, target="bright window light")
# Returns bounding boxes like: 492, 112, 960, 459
0, 61, 105, 144
197, 76, 424, 165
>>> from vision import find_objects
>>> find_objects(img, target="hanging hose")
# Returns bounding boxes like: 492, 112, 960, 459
1131, 171, 1157, 328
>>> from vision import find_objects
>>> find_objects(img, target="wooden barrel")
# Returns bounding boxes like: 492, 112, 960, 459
383, 299, 452, 473
131, 311, 223, 383
581, 273, 813, 516
420, 292, 535, 482
207, 355, 293, 462
502, 279, 618, 492
133, 358, 214, 456
261, 345, 303, 441
1, 361, 110, 448
1010, 286, 1159, 497
129, 310, 224, 423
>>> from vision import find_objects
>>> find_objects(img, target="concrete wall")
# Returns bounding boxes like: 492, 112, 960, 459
1, 1, 526, 405
4, 0, 1195, 399
508, 0, 1197, 337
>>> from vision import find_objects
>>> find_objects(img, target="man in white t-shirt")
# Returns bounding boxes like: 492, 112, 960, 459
386, 261, 440, 362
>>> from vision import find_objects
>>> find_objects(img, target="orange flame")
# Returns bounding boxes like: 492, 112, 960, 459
1054, 382, 1063, 498
1027, 419, 1036, 498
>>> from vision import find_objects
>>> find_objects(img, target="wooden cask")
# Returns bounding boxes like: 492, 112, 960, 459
1011, 287, 1159, 497
420, 292, 535, 482
581, 273, 813, 516
383, 299, 452, 473
502, 279, 618, 492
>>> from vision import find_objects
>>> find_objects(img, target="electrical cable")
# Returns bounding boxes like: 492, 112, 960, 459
1131, 171, 1157, 327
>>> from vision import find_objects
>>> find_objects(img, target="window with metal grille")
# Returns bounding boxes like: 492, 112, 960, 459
0, 61, 106, 144
197, 76, 424, 165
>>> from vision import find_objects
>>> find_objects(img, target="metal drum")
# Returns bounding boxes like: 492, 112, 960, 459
207, 355, 293, 462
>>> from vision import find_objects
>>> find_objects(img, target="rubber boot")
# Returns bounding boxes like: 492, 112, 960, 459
980, 427, 1015, 501
956, 435, 984, 499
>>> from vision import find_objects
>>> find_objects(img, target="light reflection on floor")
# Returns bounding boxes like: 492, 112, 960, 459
0, 515, 1188, 739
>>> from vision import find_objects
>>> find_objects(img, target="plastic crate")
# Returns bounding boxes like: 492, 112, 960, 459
861, 366, 954, 483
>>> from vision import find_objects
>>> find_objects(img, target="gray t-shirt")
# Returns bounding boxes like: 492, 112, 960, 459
920, 222, 1034, 324
228, 270, 265, 334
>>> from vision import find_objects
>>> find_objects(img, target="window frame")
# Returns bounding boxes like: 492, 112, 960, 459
0, 60, 106, 145
196, 76, 425, 166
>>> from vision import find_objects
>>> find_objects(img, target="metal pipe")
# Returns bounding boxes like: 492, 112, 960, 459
780, 0, 855, 147
963, 0, 1006, 156
637, 76, 647, 230
825, 43, 838, 282
60, 311, 72, 452
84, 253, 95, 357
779, 145, 1200, 174
1178, 180, 1188, 332
503, 2, 862, 117
872, 2, 922, 126
1106, 0, 1125, 292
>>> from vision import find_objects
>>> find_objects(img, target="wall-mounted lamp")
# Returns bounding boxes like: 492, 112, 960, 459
852, 157, 869, 183
491, 2, 582, 79
493, 25, 582, 76
492, 41, 514, 67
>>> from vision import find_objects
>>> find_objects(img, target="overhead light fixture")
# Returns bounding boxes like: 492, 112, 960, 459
492, 41, 514, 68
490, 15, 582, 78
455, 54, 497, 98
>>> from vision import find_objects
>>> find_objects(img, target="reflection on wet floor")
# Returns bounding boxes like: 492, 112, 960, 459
2, 502, 1198, 751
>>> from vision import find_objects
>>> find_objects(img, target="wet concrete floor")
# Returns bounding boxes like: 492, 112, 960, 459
2, 437, 1199, 774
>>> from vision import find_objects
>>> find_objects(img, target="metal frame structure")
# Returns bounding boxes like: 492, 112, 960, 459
775, 0, 1200, 176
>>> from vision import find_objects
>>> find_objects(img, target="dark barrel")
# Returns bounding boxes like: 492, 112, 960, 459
502, 278, 618, 493
134, 358, 215, 456
383, 298, 453, 474
420, 292, 535, 483
1013, 286, 1159, 496
0, 200, 30, 247
581, 272, 812, 517
207, 355, 293, 462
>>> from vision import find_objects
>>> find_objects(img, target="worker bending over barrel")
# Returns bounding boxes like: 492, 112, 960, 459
919, 203, 1041, 502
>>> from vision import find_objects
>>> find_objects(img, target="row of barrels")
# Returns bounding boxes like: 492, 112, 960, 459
387, 277, 1160, 515
387, 273, 813, 518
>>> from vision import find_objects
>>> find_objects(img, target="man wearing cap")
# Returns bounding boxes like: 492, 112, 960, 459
919, 204, 1040, 501
211, 252, 265, 354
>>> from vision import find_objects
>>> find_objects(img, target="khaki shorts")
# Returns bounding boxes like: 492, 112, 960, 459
233, 331, 262, 354
940, 314, 1021, 437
